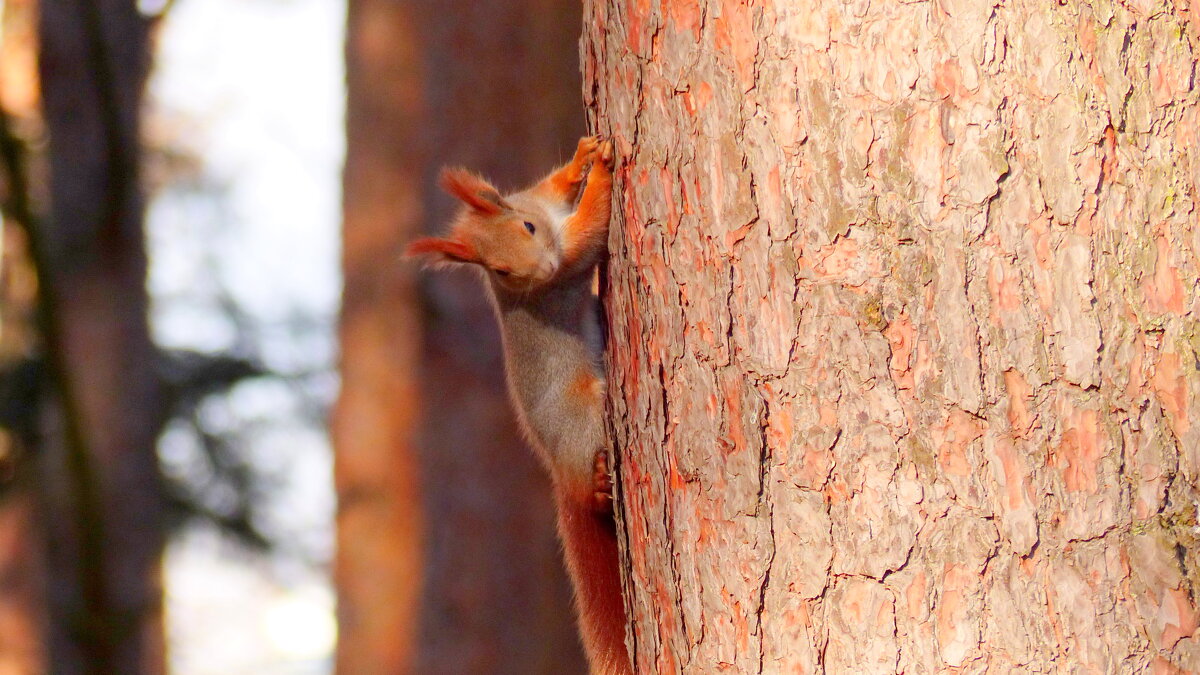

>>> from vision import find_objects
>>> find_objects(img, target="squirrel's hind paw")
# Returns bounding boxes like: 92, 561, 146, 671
591, 450, 615, 514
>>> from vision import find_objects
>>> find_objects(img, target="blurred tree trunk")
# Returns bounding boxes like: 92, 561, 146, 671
338, 1, 587, 673
36, 0, 164, 672
586, 0, 1200, 672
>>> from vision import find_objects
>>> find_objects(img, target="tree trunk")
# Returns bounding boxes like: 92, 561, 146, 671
36, 0, 164, 672
585, 1, 1200, 671
337, 1, 587, 672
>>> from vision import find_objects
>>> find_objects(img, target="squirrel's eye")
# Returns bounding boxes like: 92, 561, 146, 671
523, 221, 536, 234
495, 269, 511, 277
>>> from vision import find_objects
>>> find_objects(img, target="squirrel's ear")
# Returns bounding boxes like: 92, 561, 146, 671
405, 237, 480, 265
440, 168, 511, 215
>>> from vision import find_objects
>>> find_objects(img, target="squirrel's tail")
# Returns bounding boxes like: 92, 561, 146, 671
556, 491, 632, 675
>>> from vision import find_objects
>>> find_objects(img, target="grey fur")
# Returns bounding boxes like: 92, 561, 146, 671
487, 269, 604, 491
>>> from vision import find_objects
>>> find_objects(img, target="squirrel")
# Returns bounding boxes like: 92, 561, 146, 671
406, 136, 630, 675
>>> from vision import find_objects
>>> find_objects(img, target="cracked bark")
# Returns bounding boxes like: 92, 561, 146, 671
585, 0, 1200, 671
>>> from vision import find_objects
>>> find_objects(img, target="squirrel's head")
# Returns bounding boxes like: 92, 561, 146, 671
406, 168, 560, 292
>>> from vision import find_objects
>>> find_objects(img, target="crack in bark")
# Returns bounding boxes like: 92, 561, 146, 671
755, 514, 776, 675
723, 264, 737, 369
654, 360, 692, 667
751, 388, 775, 673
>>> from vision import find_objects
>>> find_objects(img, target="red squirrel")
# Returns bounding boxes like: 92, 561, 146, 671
406, 136, 630, 674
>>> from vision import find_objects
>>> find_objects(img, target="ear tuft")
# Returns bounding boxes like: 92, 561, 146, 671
440, 167, 511, 215
405, 237, 480, 265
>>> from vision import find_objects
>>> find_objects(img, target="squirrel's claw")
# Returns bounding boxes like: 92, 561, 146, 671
576, 135, 602, 161
598, 139, 614, 168
591, 450, 615, 514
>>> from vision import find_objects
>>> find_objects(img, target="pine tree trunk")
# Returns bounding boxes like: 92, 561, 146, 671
36, 0, 164, 671
338, 1, 587, 672
585, 1, 1200, 671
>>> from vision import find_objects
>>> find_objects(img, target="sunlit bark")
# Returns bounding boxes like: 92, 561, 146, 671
586, 1, 1200, 671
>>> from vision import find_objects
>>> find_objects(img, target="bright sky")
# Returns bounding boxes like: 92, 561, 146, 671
146, 0, 344, 672
148, 0, 343, 329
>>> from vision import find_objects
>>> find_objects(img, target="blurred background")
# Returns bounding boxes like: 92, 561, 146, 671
0, 0, 588, 672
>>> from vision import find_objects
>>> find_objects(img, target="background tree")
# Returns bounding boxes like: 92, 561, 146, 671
4, 1, 287, 671
33, 0, 166, 671
585, 0, 1200, 671
338, 1, 588, 672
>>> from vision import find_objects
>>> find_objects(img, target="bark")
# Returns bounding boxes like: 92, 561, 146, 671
36, 0, 164, 672
585, 0, 1200, 672
337, 1, 587, 672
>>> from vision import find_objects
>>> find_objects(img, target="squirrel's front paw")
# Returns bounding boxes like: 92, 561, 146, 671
586, 139, 614, 182
591, 450, 614, 514
575, 135, 601, 161
562, 136, 602, 185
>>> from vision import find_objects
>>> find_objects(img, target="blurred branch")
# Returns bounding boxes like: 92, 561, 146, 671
178, 424, 273, 548
0, 105, 40, 498
158, 349, 279, 550
0, 357, 40, 497
158, 348, 265, 418
0, 106, 35, 228
163, 480, 272, 552
0, 344, 280, 548
0, 356, 41, 444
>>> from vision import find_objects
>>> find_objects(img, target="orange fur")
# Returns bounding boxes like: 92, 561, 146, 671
568, 369, 604, 404
561, 142, 613, 277
440, 167, 511, 215
405, 236, 479, 263
536, 134, 600, 204
557, 491, 630, 675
